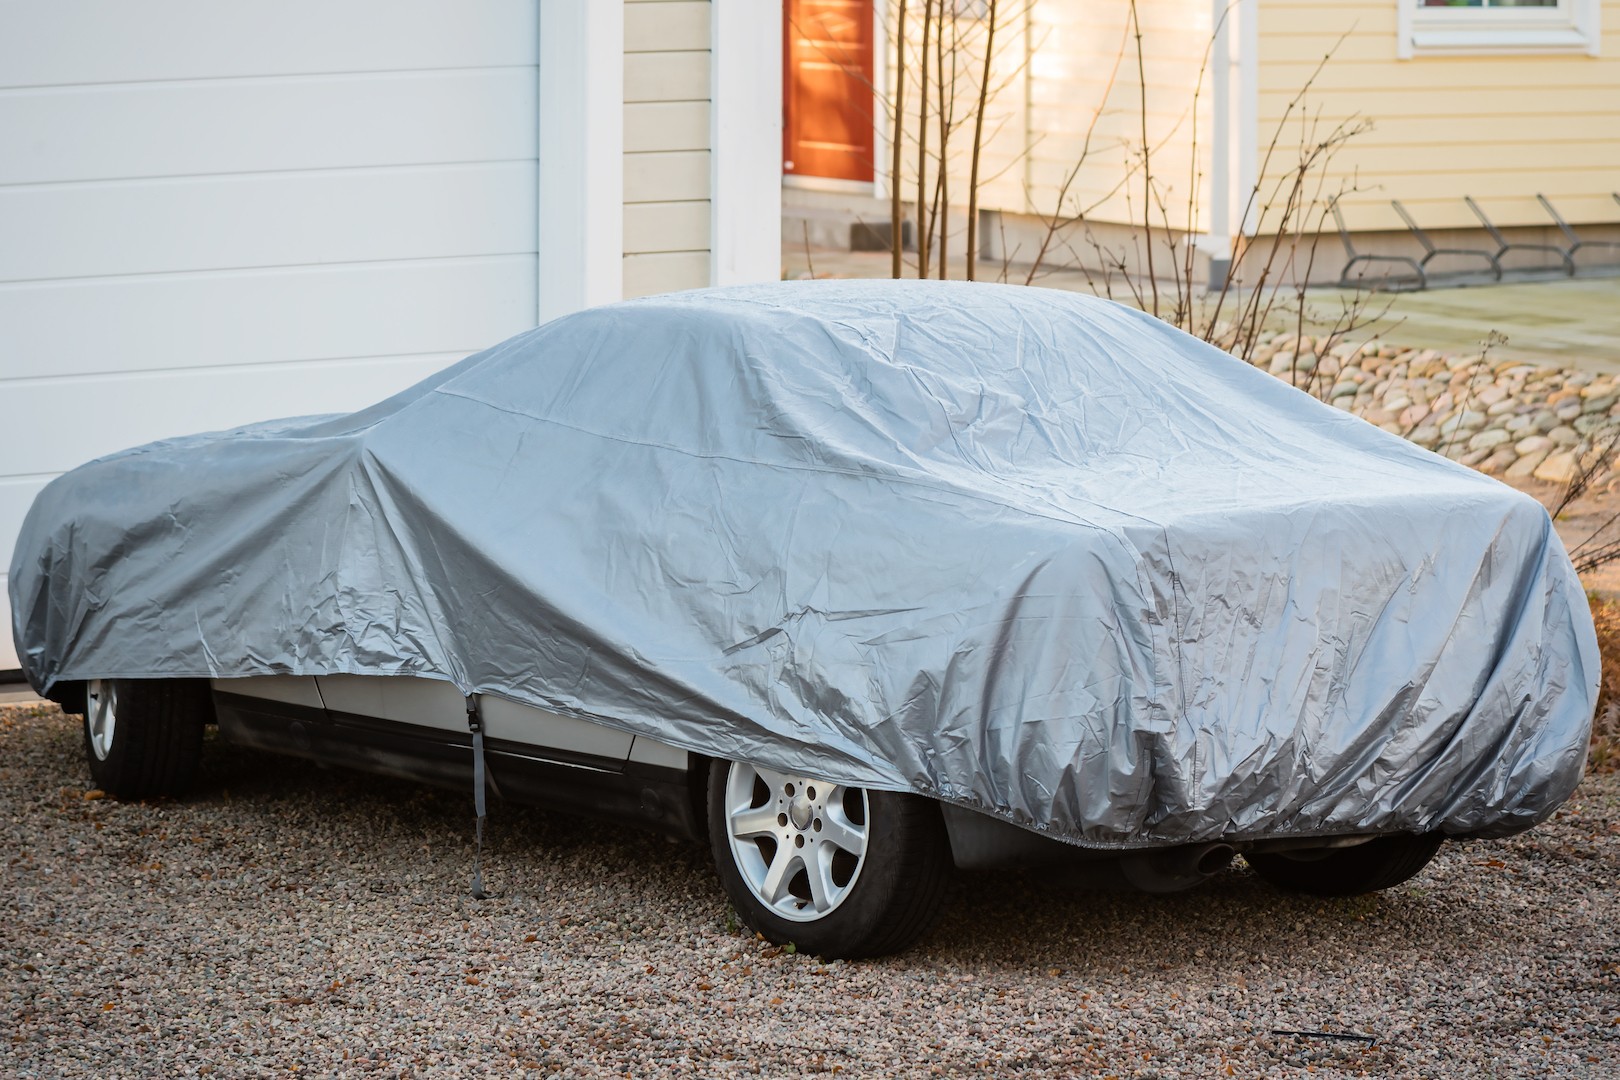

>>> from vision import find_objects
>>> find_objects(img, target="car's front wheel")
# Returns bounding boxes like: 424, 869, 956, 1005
1244, 832, 1444, 897
83, 678, 212, 799
707, 759, 950, 959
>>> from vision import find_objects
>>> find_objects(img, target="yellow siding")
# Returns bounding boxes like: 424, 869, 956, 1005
881, 0, 1212, 252
1258, 0, 1620, 232
624, 250, 711, 294
624, 0, 711, 298
1018, 0, 1213, 229
883, 3, 1028, 246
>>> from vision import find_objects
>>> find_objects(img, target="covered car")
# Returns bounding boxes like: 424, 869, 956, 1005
10, 281, 1598, 956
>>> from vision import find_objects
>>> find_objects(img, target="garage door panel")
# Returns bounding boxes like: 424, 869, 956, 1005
0, 576, 18, 669
0, 256, 533, 381
0, 163, 538, 282
1, 355, 457, 479
0, 0, 543, 677
0, 69, 538, 186
1, 476, 51, 671
0, 0, 538, 90
0, 480, 52, 578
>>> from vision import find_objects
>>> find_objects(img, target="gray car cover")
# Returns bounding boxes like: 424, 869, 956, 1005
10, 281, 1598, 848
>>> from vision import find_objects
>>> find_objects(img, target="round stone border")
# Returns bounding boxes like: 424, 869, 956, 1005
1238, 332, 1620, 486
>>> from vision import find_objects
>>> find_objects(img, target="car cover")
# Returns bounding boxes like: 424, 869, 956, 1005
10, 281, 1598, 848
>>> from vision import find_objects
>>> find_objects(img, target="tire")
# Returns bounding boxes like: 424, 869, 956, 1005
83, 678, 212, 800
1244, 832, 1444, 898
707, 758, 950, 959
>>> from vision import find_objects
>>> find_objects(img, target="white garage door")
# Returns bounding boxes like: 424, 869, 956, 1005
0, 0, 541, 672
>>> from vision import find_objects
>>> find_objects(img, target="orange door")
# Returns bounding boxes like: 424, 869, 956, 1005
783, 0, 875, 183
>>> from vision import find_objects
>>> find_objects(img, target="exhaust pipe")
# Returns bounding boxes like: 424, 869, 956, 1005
1119, 841, 1237, 894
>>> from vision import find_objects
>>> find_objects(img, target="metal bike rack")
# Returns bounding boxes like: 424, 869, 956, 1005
1392, 200, 1501, 280
1332, 200, 1425, 291
1466, 195, 1575, 276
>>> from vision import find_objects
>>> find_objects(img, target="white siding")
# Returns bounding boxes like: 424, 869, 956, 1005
0, 0, 541, 671
623, 0, 712, 298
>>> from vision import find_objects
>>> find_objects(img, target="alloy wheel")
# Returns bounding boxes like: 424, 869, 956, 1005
722, 762, 870, 922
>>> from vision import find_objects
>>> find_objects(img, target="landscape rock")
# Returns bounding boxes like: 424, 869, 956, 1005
1534, 451, 1580, 485
1506, 449, 1552, 479
1467, 429, 1511, 453
1231, 331, 1619, 484
1514, 435, 1554, 455
1583, 394, 1617, 414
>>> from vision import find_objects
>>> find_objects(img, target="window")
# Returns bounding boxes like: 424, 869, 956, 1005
1399, 0, 1601, 57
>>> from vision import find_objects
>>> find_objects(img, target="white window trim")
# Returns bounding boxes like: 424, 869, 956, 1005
1399, 0, 1601, 59
537, 2, 623, 322
712, 0, 783, 286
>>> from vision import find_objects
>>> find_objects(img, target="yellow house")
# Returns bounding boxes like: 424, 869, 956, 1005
781, 0, 1620, 286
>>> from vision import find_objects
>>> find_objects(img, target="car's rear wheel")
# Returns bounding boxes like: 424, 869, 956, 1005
707, 759, 950, 959
1244, 833, 1444, 897
83, 678, 212, 799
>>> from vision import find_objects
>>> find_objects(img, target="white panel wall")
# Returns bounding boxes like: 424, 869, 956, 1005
0, 0, 542, 671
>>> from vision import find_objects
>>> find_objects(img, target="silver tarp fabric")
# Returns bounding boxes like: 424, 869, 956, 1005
10, 281, 1598, 847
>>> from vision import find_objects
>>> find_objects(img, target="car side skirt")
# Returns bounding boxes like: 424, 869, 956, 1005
212, 690, 703, 842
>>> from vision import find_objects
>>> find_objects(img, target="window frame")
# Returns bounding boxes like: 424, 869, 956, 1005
1398, 0, 1601, 58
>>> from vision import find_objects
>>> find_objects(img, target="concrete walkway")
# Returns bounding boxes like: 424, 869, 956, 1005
0, 684, 42, 706
789, 248, 1620, 372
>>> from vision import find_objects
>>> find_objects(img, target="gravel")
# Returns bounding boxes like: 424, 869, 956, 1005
3, 702, 1617, 1078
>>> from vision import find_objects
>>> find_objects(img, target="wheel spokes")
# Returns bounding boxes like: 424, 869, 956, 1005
86, 680, 116, 761
817, 795, 867, 857
729, 805, 780, 840
758, 841, 801, 906
722, 761, 872, 923
805, 845, 839, 912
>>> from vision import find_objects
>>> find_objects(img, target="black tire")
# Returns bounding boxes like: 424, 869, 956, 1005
707, 758, 951, 959
83, 679, 212, 800
1244, 832, 1444, 897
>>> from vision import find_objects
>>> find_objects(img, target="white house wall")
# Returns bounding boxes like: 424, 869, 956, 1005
0, 0, 542, 671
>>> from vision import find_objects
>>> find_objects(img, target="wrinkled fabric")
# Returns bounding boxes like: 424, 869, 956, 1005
10, 281, 1598, 847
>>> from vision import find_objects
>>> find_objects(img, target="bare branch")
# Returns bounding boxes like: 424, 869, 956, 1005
966, 0, 999, 281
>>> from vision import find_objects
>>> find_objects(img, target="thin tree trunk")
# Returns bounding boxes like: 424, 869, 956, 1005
936, 8, 949, 279
1128, 0, 1157, 316
916, 0, 933, 278
965, 0, 998, 281
891, 0, 908, 279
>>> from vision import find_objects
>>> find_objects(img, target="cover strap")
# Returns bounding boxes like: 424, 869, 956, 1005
466, 694, 489, 899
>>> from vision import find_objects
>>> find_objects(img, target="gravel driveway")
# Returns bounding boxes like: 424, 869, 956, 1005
4, 702, 1616, 1078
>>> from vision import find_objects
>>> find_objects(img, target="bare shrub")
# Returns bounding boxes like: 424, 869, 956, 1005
876, 1, 1384, 379
1586, 594, 1620, 772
